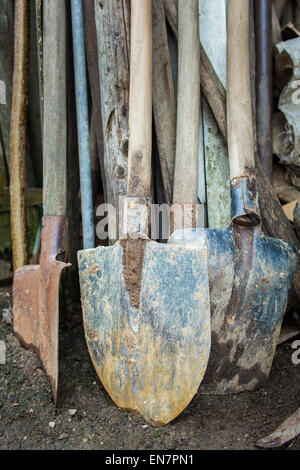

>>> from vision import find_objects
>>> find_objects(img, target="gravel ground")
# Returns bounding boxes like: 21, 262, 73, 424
0, 285, 299, 451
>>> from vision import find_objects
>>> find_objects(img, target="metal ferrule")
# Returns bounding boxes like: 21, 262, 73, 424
230, 176, 261, 226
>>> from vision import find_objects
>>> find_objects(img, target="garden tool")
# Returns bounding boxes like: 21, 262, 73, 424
169, 0, 298, 393
78, 0, 210, 426
13, 0, 70, 403
71, 0, 94, 250
10, 0, 29, 272
165, 0, 300, 302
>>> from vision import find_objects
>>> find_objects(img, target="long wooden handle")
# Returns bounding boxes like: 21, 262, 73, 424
173, 0, 200, 205
127, 0, 152, 198
43, 0, 67, 216
10, 0, 29, 270
227, 0, 255, 179
152, 0, 176, 206
164, 0, 227, 143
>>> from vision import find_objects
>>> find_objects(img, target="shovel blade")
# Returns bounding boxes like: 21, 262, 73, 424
78, 238, 210, 426
13, 265, 40, 355
169, 226, 298, 393
12, 216, 70, 403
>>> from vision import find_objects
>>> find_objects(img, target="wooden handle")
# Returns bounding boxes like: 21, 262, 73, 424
227, 0, 255, 179
164, 0, 227, 143
152, 0, 176, 206
127, 0, 152, 198
43, 0, 67, 216
10, 0, 29, 270
173, 0, 200, 205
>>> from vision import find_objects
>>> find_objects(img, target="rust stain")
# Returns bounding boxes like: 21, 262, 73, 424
120, 237, 148, 308
83, 319, 209, 426
13, 216, 70, 404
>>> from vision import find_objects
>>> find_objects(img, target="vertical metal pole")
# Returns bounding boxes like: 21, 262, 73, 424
71, 0, 95, 249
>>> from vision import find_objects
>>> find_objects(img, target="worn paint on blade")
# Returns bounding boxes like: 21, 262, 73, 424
169, 224, 298, 393
78, 238, 210, 426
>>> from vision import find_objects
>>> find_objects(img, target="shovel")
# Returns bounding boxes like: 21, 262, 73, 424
13, 0, 70, 403
169, 0, 298, 393
78, 0, 210, 426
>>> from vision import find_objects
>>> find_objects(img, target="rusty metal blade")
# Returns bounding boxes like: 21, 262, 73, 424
78, 238, 210, 426
13, 264, 40, 355
256, 407, 300, 448
13, 216, 70, 402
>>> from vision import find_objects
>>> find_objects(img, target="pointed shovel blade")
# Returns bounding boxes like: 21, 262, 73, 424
169, 225, 298, 393
78, 237, 210, 426
13, 217, 70, 403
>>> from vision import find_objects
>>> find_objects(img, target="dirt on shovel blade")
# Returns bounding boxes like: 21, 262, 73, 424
0, 283, 299, 450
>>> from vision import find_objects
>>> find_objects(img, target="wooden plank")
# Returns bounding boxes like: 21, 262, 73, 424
94, 0, 130, 240
43, 0, 67, 216
199, 0, 231, 229
164, 0, 231, 229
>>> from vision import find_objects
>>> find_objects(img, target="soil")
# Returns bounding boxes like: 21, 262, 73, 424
0, 284, 299, 451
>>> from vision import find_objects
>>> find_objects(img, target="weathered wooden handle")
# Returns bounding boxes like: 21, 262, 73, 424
173, 0, 200, 205
152, 0, 176, 206
10, 0, 29, 270
227, 0, 255, 179
127, 0, 152, 198
43, 0, 67, 216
